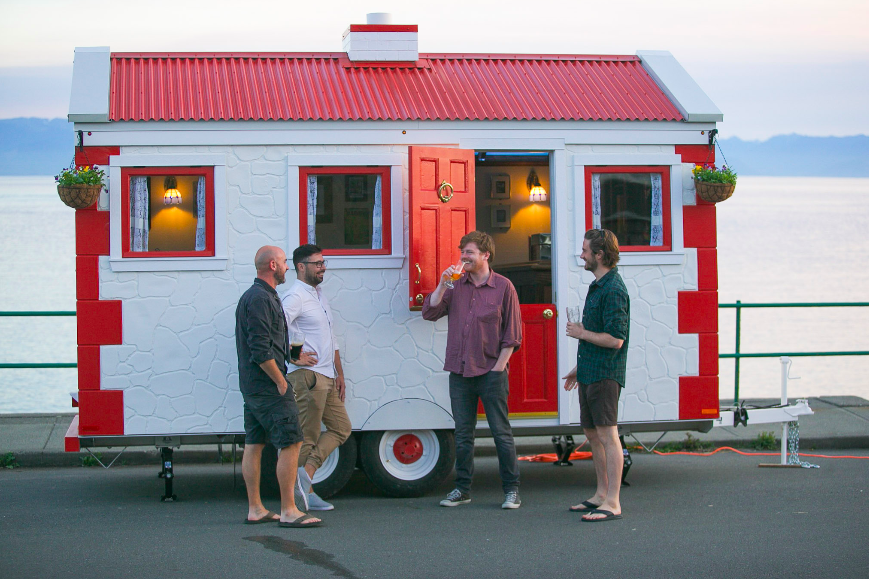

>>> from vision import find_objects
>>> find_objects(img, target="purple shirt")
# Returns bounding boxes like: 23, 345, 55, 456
422, 270, 522, 377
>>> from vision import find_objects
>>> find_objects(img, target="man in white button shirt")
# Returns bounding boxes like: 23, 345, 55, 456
282, 244, 352, 511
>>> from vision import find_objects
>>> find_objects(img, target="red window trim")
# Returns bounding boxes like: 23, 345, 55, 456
120, 166, 215, 258
299, 166, 392, 256
584, 165, 671, 252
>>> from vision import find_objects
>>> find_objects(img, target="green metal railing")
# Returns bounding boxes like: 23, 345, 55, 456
4, 305, 869, 402
719, 301, 869, 401
0, 311, 77, 369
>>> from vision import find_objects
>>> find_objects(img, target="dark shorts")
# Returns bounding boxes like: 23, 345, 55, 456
242, 386, 304, 449
578, 379, 621, 428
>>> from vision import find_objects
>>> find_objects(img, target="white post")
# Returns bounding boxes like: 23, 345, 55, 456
780, 356, 790, 465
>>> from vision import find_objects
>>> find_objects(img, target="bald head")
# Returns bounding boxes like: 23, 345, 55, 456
254, 246, 289, 288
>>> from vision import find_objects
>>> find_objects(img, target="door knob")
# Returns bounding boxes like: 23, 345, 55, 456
543, 309, 554, 319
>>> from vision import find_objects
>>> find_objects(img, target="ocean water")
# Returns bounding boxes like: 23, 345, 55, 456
0, 176, 867, 413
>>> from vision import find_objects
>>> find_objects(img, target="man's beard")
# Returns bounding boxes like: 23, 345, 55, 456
275, 268, 286, 285
305, 269, 322, 287
583, 254, 598, 272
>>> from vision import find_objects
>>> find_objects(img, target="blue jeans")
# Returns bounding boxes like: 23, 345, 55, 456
449, 370, 520, 494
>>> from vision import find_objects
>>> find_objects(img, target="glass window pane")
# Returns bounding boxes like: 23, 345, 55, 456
129, 174, 206, 252
312, 174, 379, 250
597, 173, 658, 247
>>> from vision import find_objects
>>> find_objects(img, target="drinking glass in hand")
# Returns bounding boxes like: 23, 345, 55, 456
290, 332, 305, 361
444, 259, 465, 289
566, 306, 581, 324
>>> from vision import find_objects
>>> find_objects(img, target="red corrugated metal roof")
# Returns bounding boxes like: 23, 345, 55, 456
109, 53, 683, 122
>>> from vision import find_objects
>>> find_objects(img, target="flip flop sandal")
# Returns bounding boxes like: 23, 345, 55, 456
279, 514, 323, 528
581, 508, 623, 522
569, 500, 600, 513
243, 511, 279, 524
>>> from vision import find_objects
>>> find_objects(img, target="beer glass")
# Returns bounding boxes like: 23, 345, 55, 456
290, 331, 305, 361
444, 259, 465, 289
566, 306, 581, 324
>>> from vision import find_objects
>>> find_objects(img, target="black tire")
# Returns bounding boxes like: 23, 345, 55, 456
359, 430, 455, 498
311, 435, 358, 499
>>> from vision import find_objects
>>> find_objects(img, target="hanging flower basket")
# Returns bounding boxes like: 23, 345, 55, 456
55, 164, 106, 209
692, 164, 737, 204
57, 183, 102, 209
694, 179, 735, 203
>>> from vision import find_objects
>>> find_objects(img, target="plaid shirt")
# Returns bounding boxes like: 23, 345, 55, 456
577, 267, 630, 387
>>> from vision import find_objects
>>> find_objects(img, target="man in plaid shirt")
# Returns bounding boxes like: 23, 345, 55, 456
564, 229, 629, 523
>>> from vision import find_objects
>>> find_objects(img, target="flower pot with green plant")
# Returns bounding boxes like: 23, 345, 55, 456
55, 163, 106, 209
692, 164, 737, 203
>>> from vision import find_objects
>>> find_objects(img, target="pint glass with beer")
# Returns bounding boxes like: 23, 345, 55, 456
290, 331, 305, 361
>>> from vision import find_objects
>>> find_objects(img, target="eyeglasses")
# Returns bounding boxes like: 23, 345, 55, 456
302, 260, 328, 268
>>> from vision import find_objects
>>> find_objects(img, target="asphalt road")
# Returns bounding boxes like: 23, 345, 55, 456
1, 449, 867, 579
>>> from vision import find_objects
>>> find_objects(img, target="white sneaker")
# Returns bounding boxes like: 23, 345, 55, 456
307, 491, 334, 511
297, 466, 313, 493
293, 473, 309, 511
501, 491, 521, 509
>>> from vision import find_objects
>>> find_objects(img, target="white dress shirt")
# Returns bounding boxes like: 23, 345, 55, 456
281, 280, 338, 378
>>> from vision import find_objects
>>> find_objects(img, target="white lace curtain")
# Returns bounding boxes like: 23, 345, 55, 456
590, 173, 663, 246
130, 176, 149, 251
194, 176, 206, 251
306, 174, 383, 249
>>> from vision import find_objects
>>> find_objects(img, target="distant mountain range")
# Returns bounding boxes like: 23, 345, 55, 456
0, 118, 867, 177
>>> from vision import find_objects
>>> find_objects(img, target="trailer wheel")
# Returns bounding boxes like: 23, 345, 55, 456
311, 436, 358, 499
359, 430, 455, 498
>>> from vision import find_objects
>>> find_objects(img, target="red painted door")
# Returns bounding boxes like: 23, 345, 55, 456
408, 146, 475, 309
507, 304, 559, 416
477, 304, 559, 418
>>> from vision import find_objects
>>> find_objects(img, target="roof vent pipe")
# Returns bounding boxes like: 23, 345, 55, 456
367, 13, 393, 24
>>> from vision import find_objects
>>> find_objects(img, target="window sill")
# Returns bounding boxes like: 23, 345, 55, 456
575, 252, 685, 267
324, 255, 405, 269
109, 256, 228, 272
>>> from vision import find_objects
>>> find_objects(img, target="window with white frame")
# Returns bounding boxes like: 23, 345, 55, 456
299, 166, 391, 255
585, 166, 671, 251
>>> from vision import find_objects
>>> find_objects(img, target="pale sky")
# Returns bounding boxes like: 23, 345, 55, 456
1, 0, 867, 139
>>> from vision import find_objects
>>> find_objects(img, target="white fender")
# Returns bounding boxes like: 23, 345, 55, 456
360, 399, 454, 431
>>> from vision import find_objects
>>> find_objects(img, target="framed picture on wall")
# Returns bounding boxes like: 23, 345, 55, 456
490, 174, 511, 199
345, 175, 368, 202
491, 204, 511, 228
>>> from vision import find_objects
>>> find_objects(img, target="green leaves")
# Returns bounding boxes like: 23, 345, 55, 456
55, 164, 106, 186
692, 164, 738, 185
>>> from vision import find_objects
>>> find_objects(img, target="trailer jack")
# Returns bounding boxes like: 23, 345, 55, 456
620, 435, 632, 486
550, 435, 575, 466
158, 447, 178, 502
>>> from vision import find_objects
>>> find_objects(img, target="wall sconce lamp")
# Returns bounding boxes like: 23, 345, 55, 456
527, 169, 547, 202
163, 176, 182, 205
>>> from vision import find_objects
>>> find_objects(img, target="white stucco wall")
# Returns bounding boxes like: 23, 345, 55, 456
98, 142, 701, 435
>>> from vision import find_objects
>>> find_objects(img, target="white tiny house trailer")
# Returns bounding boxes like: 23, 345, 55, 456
65, 17, 729, 497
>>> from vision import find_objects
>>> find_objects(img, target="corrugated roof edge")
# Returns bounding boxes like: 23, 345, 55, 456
110, 52, 641, 61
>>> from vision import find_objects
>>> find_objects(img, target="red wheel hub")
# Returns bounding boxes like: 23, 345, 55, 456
392, 434, 424, 464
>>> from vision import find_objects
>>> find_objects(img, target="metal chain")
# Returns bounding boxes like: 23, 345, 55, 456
786, 421, 819, 469
715, 136, 731, 169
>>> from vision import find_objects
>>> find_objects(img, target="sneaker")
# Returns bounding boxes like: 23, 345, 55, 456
439, 489, 471, 507
307, 491, 334, 511
501, 491, 521, 509
297, 466, 313, 494
293, 474, 309, 511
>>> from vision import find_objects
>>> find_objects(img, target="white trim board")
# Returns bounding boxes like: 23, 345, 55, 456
108, 155, 228, 272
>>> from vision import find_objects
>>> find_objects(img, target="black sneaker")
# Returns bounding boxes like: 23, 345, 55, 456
439, 489, 471, 507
